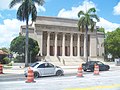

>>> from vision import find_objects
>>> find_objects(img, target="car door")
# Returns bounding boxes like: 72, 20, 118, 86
44, 63, 55, 75
37, 64, 45, 76
97, 61, 105, 71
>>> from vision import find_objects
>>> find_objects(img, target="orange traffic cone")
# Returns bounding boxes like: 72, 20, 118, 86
0, 64, 3, 74
26, 67, 36, 83
94, 64, 99, 75
77, 64, 83, 77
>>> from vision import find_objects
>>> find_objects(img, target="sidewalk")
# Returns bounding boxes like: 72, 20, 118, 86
1, 65, 78, 75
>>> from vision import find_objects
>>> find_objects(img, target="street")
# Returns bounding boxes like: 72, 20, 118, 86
0, 64, 120, 90
0, 66, 78, 82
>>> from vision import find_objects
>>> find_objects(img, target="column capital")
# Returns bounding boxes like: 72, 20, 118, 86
55, 32, 58, 34
77, 33, 81, 36
70, 33, 74, 35
47, 32, 51, 36
62, 32, 66, 35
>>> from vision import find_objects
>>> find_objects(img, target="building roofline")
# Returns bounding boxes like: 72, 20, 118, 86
36, 16, 78, 22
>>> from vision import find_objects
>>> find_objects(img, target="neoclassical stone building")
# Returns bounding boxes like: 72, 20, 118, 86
20, 16, 104, 65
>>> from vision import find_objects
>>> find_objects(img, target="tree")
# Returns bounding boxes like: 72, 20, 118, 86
97, 27, 105, 33
0, 48, 9, 54
0, 48, 9, 64
78, 7, 99, 62
9, 0, 44, 66
10, 36, 40, 63
105, 28, 120, 60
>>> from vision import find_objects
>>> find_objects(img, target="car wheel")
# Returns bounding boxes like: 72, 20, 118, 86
25, 75, 27, 77
84, 69, 87, 72
34, 72, 39, 78
56, 70, 63, 76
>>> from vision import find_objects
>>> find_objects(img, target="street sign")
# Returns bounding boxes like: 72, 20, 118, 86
8, 54, 13, 58
107, 53, 112, 59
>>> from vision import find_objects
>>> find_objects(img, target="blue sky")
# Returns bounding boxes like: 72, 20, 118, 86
0, 0, 120, 48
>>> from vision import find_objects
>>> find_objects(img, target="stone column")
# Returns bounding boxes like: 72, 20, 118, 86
90, 34, 97, 57
36, 31, 43, 56
70, 33, 73, 56
62, 33, 65, 56
77, 34, 80, 57
84, 34, 86, 58
54, 32, 58, 56
47, 32, 50, 56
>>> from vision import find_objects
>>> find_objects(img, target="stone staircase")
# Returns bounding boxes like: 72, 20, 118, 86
38, 56, 104, 66
60, 56, 85, 66
40, 56, 85, 66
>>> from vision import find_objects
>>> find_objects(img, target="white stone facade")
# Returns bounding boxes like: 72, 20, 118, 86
20, 16, 104, 63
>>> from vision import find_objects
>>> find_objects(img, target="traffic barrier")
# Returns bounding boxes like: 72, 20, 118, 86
26, 67, 36, 83
77, 64, 83, 77
94, 64, 99, 75
0, 64, 3, 74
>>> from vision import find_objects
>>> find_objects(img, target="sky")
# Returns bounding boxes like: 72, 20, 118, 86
0, 0, 120, 48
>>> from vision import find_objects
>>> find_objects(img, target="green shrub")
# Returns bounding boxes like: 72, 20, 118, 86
3, 57, 10, 64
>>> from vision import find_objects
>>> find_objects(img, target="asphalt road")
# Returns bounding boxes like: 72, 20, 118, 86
0, 67, 93, 82
0, 74, 26, 82
0, 66, 120, 90
0, 63, 118, 82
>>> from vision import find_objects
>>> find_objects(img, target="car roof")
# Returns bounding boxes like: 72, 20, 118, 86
88, 61, 102, 64
30, 61, 50, 67
89, 61, 100, 62
35, 61, 49, 64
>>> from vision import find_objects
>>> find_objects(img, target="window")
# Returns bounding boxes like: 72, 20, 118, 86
31, 63, 39, 67
89, 61, 95, 65
97, 61, 103, 65
45, 63, 54, 68
37, 64, 45, 68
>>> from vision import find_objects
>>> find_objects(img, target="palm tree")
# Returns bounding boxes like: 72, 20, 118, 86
78, 7, 99, 62
9, 0, 44, 67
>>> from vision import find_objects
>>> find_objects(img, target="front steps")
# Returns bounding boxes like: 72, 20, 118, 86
38, 56, 104, 66
40, 56, 85, 66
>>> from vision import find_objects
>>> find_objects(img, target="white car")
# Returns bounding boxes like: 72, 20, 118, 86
24, 61, 64, 78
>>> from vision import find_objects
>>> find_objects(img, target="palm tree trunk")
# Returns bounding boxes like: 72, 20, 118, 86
25, 19, 29, 67
85, 25, 88, 62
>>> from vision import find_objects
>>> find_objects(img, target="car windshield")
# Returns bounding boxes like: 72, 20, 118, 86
31, 62, 39, 67
97, 61, 103, 65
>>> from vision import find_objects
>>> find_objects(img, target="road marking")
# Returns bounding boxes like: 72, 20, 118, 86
65, 84, 120, 90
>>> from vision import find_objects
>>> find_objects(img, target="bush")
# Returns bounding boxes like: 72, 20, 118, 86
2, 57, 10, 64
15, 56, 24, 63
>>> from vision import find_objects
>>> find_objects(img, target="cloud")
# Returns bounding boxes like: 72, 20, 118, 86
58, 0, 96, 18
0, 0, 46, 12
57, 0, 120, 32
97, 18, 120, 32
35, 4, 46, 12
0, 19, 25, 48
113, 2, 120, 15
0, 0, 11, 10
